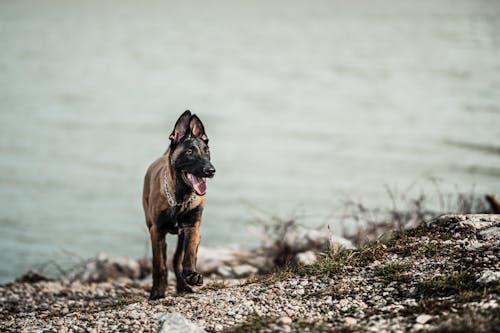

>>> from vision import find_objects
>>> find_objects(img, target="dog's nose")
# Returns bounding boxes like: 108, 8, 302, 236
203, 166, 216, 177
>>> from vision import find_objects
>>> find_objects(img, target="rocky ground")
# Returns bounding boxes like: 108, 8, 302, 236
1, 214, 499, 333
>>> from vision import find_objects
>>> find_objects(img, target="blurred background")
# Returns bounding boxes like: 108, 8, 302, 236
1, 0, 499, 283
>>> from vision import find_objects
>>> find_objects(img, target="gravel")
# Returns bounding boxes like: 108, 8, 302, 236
0, 214, 498, 333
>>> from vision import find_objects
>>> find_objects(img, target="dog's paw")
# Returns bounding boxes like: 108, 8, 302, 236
149, 289, 166, 300
182, 271, 204, 286
176, 281, 194, 293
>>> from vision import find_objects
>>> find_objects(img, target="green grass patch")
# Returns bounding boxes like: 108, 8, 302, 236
297, 247, 357, 277
419, 272, 480, 297
375, 261, 413, 283
296, 243, 388, 278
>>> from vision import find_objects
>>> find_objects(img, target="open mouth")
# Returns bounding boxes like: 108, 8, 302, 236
182, 171, 207, 196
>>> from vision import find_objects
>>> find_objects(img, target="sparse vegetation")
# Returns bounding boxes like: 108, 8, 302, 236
224, 314, 353, 333
98, 296, 144, 312
430, 307, 500, 333
375, 261, 413, 283
419, 272, 480, 297
341, 188, 492, 247
400, 271, 500, 315
297, 246, 357, 277
201, 280, 229, 291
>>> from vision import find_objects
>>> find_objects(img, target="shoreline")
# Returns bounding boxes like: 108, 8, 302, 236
1, 214, 499, 332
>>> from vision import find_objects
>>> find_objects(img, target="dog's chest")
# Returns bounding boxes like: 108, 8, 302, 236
156, 203, 203, 234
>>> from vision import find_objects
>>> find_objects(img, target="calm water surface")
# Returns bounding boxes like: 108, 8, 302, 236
1, 0, 499, 282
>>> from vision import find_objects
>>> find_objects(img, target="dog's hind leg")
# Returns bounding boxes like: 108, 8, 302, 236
149, 225, 168, 300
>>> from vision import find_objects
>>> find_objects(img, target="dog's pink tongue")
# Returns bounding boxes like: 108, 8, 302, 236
188, 173, 207, 195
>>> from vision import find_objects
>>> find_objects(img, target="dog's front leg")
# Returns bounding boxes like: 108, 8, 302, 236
173, 232, 192, 293
180, 225, 203, 287
149, 225, 168, 300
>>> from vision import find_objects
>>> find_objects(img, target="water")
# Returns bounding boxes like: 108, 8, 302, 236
1, 0, 499, 283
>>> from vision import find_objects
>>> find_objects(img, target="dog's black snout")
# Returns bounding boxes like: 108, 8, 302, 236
203, 166, 216, 177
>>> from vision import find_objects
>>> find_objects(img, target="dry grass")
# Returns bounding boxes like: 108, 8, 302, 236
341, 188, 492, 247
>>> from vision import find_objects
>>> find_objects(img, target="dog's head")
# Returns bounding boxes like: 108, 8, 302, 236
169, 110, 215, 196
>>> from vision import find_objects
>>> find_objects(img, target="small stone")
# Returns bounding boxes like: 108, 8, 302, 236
279, 316, 292, 325
412, 323, 424, 331
295, 251, 317, 265
416, 314, 432, 324
231, 264, 258, 278
157, 312, 206, 333
345, 317, 357, 326
128, 310, 142, 320
476, 270, 500, 285
479, 226, 500, 240
216, 266, 233, 278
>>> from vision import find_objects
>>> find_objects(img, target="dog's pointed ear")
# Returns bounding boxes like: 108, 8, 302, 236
169, 110, 192, 144
189, 114, 208, 142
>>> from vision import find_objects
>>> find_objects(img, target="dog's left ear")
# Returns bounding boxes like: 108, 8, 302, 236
190, 115, 208, 142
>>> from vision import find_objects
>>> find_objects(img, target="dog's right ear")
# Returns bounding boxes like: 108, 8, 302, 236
169, 110, 192, 144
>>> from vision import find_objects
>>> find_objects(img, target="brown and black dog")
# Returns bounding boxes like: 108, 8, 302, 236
142, 110, 215, 300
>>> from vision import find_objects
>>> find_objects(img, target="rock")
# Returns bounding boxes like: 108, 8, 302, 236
278, 316, 292, 325
478, 226, 500, 240
244, 254, 273, 272
68, 253, 141, 282
465, 240, 484, 251
412, 323, 424, 332
345, 317, 357, 326
157, 312, 206, 333
329, 235, 356, 249
476, 270, 500, 285
295, 251, 317, 265
429, 214, 500, 230
415, 314, 432, 324
197, 246, 251, 273
15, 271, 52, 283
270, 222, 354, 254
128, 310, 143, 320
216, 265, 233, 278
231, 264, 258, 278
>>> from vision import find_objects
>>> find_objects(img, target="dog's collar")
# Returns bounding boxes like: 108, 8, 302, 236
162, 170, 197, 208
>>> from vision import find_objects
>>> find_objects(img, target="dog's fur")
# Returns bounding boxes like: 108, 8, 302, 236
142, 111, 215, 299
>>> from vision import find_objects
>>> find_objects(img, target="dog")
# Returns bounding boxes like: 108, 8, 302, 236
142, 110, 215, 299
